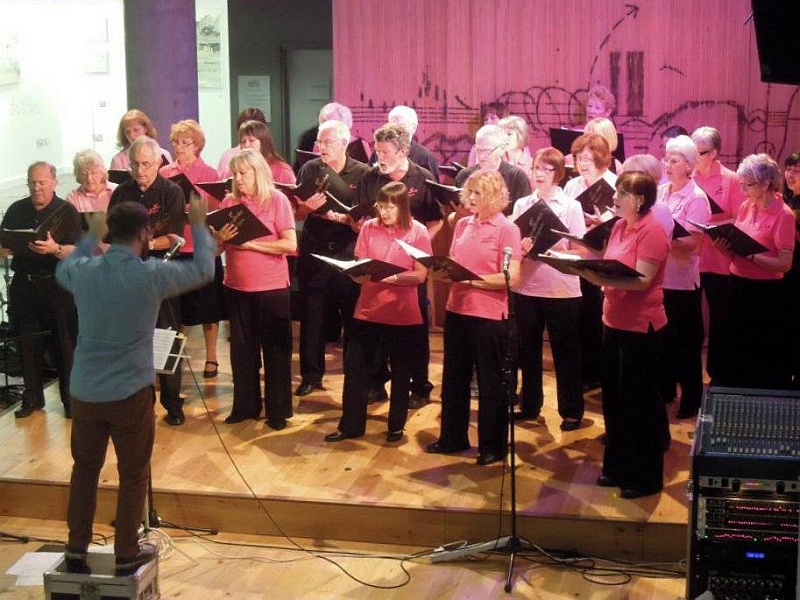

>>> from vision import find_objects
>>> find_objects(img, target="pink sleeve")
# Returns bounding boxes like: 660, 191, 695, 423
272, 191, 297, 234
775, 207, 796, 251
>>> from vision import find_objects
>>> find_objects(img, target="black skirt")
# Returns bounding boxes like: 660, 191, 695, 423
181, 256, 227, 325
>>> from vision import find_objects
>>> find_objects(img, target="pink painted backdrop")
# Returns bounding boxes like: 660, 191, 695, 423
332, 0, 800, 170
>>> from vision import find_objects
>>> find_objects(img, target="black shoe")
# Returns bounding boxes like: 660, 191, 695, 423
224, 413, 258, 424
294, 379, 323, 396
116, 542, 157, 575
408, 391, 430, 409
512, 410, 540, 422
426, 440, 470, 454
560, 418, 582, 431
620, 488, 661, 500
366, 385, 388, 404
267, 418, 287, 431
596, 475, 618, 487
324, 430, 361, 442
386, 431, 403, 443
162, 409, 185, 426
203, 360, 219, 379
476, 452, 505, 466
64, 546, 91, 574
14, 401, 44, 419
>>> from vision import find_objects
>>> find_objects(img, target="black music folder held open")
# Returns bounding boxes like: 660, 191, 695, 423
538, 250, 643, 278
575, 178, 616, 215
206, 204, 271, 245
312, 254, 406, 282
426, 180, 463, 209
688, 220, 769, 257
552, 216, 619, 252
513, 201, 567, 257
1, 203, 75, 256
196, 178, 233, 202
396, 239, 482, 282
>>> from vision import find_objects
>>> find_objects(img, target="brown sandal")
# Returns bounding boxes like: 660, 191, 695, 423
203, 360, 219, 378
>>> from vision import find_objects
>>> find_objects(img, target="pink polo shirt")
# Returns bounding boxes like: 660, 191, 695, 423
657, 179, 711, 290
353, 219, 432, 325
695, 161, 746, 275
66, 183, 117, 213
221, 190, 296, 292
446, 212, 522, 320
602, 212, 670, 333
511, 188, 585, 298
730, 196, 795, 280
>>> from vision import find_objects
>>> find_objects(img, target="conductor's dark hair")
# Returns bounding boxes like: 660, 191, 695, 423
662, 125, 688, 139
106, 201, 150, 244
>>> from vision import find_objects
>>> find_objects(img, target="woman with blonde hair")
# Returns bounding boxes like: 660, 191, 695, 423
214, 149, 297, 429
427, 170, 522, 466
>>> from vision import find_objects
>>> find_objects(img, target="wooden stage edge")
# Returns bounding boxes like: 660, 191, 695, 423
0, 477, 687, 563
0, 324, 694, 566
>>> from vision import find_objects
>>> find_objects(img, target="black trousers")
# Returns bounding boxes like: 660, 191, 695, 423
9, 275, 77, 407
224, 286, 293, 422
298, 268, 358, 384
374, 283, 432, 396
601, 325, 665, 494
439, 311, 510, 456
156, 295, 183, 413
659, 287, 704, 415
700, 272, 731, 384
514, 293, 583, 420
338, 319, 423, 436
578, 279, 603, 384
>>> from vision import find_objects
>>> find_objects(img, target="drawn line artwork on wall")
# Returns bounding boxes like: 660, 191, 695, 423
336, 1, 799, 169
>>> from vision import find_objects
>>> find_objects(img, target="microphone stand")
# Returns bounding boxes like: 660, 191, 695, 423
427, 258, 529, 593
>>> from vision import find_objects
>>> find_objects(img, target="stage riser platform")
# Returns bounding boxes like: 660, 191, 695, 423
0, 480, 686, 562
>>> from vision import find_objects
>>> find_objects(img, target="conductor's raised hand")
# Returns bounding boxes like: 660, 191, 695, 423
188, 195, 209, 226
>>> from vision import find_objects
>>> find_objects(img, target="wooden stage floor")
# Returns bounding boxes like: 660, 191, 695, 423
0, 322, 694, 572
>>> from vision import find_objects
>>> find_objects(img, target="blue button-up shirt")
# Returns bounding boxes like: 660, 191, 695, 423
55, 224, 214, 402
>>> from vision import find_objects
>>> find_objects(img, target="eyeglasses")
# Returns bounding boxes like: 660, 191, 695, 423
661, 157, 685, 166
575, 155, 595, 165
131, 161, 156, 170
698, 150, 711, 157
316, 139, 344, 148
374, 203, 398, 213
172, 139, 195, 148
534, 165, 556, 174
740, 181, 758, 189
475, 144, 502, 156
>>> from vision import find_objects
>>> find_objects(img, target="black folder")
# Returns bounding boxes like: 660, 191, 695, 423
538, 251, 643, 278
108, 169, 132, 185
575, 178, 616, 214
196, 179, 233, 202
168, 173, 197, 202
312, 254, 406, 282
549, 127, 626, 162
513, 201, 568, 257
552, 216, 619, 252
426, 180, 463, 209
688, 220, 769, 257
1, 203, 75, 256
206, 204, 271, 245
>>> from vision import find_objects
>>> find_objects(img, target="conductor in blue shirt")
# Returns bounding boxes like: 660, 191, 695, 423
55, 197, 214, 574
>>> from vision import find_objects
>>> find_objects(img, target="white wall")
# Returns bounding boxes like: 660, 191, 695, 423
196, 0, 231, 172
0, 0, 127, 209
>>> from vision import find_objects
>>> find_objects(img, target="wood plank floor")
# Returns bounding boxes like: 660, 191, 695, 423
0, 322, 695, 597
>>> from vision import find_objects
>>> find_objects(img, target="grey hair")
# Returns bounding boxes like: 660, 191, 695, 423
665, 135, 698, 168
72, 149, 106, 180
691, 126, 722, 153
737, 153, 782, 191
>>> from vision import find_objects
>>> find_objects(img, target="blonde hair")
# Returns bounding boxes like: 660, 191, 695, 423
170, 119, 206, 153
229, 148, 275, 202
460, 169, 510, 215
584, 117, 618, 152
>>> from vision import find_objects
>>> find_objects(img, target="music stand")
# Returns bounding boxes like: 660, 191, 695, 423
427, 257, 531, 592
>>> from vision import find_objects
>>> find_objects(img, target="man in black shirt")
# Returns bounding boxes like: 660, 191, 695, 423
108, 136, 187, 426
356, 123, 442, 406
293, 119, 369, 396
456, 124, 531, 212
0, 161, 82, 418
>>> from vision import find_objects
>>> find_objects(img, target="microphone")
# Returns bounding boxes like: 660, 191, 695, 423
162, 235, 186, 261
501, 247, 512, 272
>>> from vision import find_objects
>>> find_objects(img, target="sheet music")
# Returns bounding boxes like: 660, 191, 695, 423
153, 328, 186, 374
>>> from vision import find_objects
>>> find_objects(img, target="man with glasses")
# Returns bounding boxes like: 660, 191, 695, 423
0, 162, 82, 418
690, 126, 746, 387
456, 124, 531, 213
108, 136, 187, 425
293, 119, 369, 397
